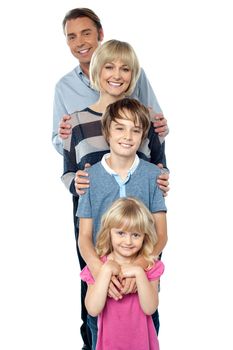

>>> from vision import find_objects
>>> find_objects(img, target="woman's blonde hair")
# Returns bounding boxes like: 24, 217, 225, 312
96, 197, 157, 265
90, 39, 140, 96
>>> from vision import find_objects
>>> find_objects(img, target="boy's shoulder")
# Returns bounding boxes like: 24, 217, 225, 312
86, 161, 103, 175
138, 159, 162, 175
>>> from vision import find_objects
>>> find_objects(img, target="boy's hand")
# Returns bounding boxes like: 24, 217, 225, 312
120, 277, 137, 294
156, 163, 170, 197
59, 114, 71, 139
75, 163, 91, 195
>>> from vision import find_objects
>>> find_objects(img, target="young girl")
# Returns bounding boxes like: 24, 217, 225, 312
80, 197, 164, 350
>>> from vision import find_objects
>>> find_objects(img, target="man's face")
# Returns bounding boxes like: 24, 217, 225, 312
65, 17, 104, 67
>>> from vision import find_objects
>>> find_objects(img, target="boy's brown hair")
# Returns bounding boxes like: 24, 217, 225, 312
101, 98, 151, 144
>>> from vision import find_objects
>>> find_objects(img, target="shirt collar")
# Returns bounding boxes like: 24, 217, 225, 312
77, 65, 91, 87
101, 154, 139, 176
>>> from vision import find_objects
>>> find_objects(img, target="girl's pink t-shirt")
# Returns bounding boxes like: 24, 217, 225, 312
81, 258, 164, 350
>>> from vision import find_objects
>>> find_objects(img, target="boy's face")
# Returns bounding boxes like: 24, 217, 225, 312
108, 110, 143, 159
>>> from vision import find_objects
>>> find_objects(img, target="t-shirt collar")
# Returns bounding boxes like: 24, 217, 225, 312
101, 153, 139, 176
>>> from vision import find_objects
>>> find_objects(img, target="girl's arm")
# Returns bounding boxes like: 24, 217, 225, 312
85, 261, 120, 317
121, 265, 158, 315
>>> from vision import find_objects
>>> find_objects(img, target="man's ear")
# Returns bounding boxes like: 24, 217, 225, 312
98, 28, 104, 42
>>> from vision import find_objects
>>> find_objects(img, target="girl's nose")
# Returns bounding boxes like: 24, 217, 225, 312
125, 234, 132, 245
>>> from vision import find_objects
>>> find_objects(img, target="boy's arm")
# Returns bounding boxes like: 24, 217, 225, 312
78, 218, 102, 279
79, 218, 123, 299
121, 265, 159, 315
152, 212, 167, 257
132, 211, 167, 270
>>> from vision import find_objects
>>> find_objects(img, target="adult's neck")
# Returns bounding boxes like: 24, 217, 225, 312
90, 92, 125, 114
80, 62, 90, 78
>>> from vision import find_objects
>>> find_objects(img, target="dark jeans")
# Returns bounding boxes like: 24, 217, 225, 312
87, 309, 160, 350
73, 196, 92, 350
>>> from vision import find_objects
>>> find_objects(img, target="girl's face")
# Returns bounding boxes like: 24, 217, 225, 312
110, 227, 144, 259
99, 59, 132, 97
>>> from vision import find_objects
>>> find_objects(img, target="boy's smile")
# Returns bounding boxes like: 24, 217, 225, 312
108, 112, 143, 161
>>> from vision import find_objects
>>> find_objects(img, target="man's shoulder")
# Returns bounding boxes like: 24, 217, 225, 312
56, 66, 79, 86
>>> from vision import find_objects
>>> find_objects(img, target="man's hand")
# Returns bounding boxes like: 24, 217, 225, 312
152, 112, 169, 137
157, 163, 170, 197
75, 163, 91, 195
59, 114, 72, 139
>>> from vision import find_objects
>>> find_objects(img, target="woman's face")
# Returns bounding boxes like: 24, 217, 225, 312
99, 59, 132, 97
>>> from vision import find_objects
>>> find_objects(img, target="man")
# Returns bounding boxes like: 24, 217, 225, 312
52, 8, 169, 350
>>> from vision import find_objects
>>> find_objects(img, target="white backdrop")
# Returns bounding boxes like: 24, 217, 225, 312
1, 0, 233, 349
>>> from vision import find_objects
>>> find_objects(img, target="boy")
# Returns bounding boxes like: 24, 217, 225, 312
77, 97, 167, 348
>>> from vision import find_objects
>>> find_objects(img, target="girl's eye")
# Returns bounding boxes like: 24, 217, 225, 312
104, 65, 113, 70
133, 233, 141, 238
117, 231, 125, 236
116, 127, 123, 130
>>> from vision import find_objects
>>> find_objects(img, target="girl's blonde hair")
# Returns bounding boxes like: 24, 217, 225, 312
90, 39, 140, 96
96, 197, 157, 265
